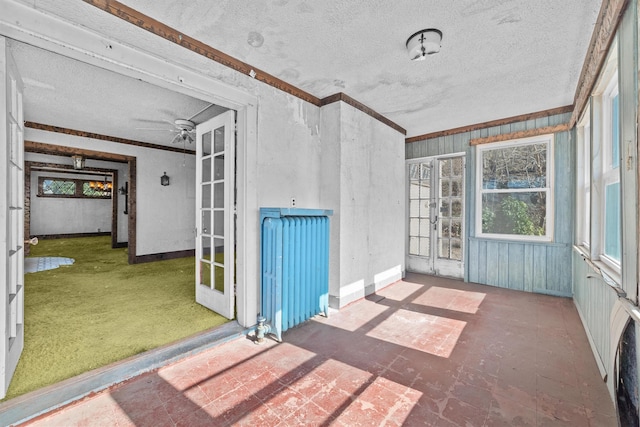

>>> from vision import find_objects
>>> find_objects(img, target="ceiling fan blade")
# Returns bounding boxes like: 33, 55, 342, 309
135, 127, 177, 132
134, 118, 174, 125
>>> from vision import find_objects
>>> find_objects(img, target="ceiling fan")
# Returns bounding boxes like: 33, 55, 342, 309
135, 103, 221, 144
135, 117, 195, 144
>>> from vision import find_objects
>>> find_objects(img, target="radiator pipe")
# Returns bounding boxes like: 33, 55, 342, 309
256, 315, 271, 344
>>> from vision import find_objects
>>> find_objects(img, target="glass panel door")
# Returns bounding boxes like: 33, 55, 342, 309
1, 41, 25, 399
195, 110, 235, 319
407, 154, 465, 278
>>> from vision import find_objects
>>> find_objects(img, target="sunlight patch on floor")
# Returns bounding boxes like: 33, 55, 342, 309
413, 286, 486, 314
366, 309, 466, 358
24, 257, 75, 273
329, 301, 389, 332
334, 375, 423, 425
376, 281, 423, 301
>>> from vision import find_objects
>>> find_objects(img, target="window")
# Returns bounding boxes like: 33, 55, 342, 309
38, 176, 112, 199
581, 36, 621, 277
601, 75, 621, 267
476, 134, 554, 241
576, 106, 591, 249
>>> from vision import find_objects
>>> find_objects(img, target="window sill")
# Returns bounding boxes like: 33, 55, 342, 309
575, 246, 624, 295
476, 233, 553, 244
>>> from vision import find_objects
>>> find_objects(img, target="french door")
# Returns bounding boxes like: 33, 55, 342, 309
1, 38, 25, 399
407, 154, 465, 278
195, 110, 235, 319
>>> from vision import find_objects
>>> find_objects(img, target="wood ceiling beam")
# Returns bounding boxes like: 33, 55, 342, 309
469, 124, 570, 146
320, 93, 407, 135
25, 140, 133, 162
81, 0, 321, 107
29, 162, 117, 175
405, 105, 573, 143
570, 0, 629, 127
25, 122, 194, 154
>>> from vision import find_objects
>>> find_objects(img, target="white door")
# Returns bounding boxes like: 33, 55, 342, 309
407, 155, 465, 278
195, 110, 235, 319
0, 39, 25, 399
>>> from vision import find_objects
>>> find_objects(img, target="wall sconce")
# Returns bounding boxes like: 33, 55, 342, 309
119, 182, 129, 215
71, 155, 85, 170
161, 172, 170, 186
406, 28, 442, 61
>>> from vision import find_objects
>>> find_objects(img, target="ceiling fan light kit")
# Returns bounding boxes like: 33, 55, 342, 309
172, 119, 195, 144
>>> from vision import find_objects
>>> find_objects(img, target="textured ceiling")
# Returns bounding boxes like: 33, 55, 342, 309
10, 0, 601, 139
10, 40, 226, 147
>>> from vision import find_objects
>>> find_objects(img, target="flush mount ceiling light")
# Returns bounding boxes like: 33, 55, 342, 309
406, 28, 442, 61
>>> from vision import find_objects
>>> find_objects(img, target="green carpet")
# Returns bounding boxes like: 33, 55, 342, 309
3, 236, 229, 401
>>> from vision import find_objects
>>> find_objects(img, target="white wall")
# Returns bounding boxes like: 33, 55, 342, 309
321, 102, 405, 308
255, 96, 323, 209
24, 128, 196, 256
26, 153, 129, 241
30, 169, 111, 235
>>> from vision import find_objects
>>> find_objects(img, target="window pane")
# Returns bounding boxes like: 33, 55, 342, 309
482, 143, 547, 189
409, 181, 420, 199
612, 93, 620, 169
202, 131, 212, 156
409, 200, 420, 217
419, 219, 431, 236
214, 127, 225, 154
451, 179, 462, 197
452, 200, 462, 217
604, 182, 621, 262
438, 238, 450, 259
420, 182, 431, 199
420, 163, 430, 180
451, 239, 462, 261
409, 164, 420, 180
409, 237, 419, 255
43, 179, 75, 195
409, 218, 419, 236
83, 182, 112, 197
481, 192, 546, 236
419, 237, 430, 257
441, 180, 450, 197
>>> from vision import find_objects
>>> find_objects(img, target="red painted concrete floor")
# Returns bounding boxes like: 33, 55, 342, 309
22, 273, 616, 426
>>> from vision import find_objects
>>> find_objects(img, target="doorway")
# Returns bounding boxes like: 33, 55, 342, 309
406, 154, 465, 278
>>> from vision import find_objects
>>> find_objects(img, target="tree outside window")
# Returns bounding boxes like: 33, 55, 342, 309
477, 135, 553, 241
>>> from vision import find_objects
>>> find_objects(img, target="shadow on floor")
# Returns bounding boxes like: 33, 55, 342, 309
22, 273, 617, 426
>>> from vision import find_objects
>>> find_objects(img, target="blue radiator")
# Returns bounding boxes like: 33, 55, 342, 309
261, 208, 332, 341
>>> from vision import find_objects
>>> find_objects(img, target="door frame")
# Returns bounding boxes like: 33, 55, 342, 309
0, 2, 260, 327
406, 152, 466, 279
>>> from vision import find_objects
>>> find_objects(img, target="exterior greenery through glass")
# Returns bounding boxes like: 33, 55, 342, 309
478, 137, 551, 240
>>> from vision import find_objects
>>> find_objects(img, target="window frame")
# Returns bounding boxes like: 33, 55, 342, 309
37, 176, 112, 199
598, 74, 621, 272
475, 134, 555, 242
576, 105, 591, 250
